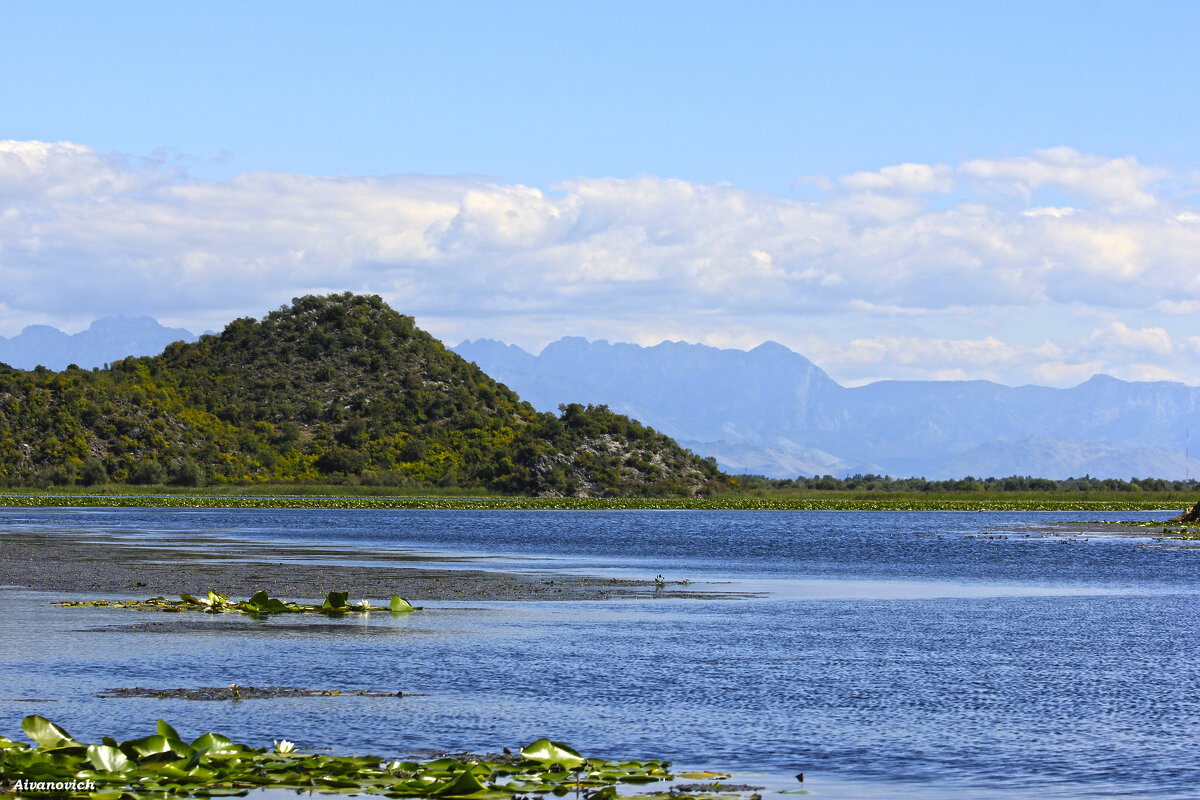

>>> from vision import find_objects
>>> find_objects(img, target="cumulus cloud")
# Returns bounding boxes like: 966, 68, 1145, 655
961, 147, 1167, 213
1, 140, 1198, 387
1085, 322, 1174, 356
1021, 206, 1076, 218
840, 163, 955, 193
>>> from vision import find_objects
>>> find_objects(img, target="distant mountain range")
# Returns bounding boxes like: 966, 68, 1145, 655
0, 317, 198, 371
5, 315, 1198, 480
453, 337, 1200, 480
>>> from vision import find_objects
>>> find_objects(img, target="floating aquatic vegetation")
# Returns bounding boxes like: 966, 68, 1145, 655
0, 715, 752, 800
54, 590, 418, 616
97, 685, 410, 701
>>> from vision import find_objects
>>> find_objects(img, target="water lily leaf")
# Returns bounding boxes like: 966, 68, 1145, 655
156, 719, 182, 739
180, 593, 204, 605
434, 768, 489, 796
161, 763, 219, 783
22, 715, 77, 748
392, 777, 439, 795
520, 740, 585, 769
192, 731, 237, 753
121, 733, 175, 758
87, 743, 133, 773
588, 788, 618, 800
89, 792, 125, 800
390, 595, 415, 612
322, 590, 351, 611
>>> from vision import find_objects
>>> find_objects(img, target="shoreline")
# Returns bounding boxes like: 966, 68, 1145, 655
0, 530, 741, 601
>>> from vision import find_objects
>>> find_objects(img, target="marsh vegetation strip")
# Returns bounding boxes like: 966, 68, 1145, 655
3, 508, 1200, 799
1, 492, 1189, 510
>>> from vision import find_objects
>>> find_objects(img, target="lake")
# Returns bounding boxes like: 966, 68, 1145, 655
2, 507, 1198, 799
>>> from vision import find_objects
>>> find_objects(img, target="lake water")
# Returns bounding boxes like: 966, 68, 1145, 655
2, 507, 1199, 799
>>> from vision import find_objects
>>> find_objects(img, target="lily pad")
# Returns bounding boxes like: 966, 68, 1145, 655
0, 716, 758, 800
55, 589, 420, 618
22, 715, 77, 748
519, 739, 586, 769
86, 744, 133, 773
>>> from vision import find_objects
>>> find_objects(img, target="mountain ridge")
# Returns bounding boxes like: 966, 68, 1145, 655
453, 336, 1200, 480
7, 314, 1197, 481
0, 316, 198, 371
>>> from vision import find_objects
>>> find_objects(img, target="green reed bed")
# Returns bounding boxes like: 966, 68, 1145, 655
0, 493, 1185, 512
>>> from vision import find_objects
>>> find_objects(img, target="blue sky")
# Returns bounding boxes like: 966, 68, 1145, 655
2, 0, 1199, 386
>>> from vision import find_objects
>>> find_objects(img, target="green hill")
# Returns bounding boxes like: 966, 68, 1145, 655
0, 293, 723, 496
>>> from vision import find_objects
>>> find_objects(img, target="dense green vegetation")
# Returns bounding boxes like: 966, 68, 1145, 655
0, 293, 721, 497
55, 590, 417, 615
2, 715, 741, 799
0, 492, 1187, 511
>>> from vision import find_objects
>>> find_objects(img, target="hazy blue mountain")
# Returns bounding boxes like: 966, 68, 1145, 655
454, 337, 1200, 480
0, 317, 197, 370
9, 317, 1198, 479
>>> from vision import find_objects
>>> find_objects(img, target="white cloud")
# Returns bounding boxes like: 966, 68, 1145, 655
1, 140, 1199, 386
840, 163, 955, 194
1021, 206, 1076, 218
1153, 299, 1200, 316
961, 147, 1167, 213
1086, 322, 1174, 356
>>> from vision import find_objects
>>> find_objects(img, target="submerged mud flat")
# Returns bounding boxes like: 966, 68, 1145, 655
981, 519, 1200, 547
0, 530, 736, 601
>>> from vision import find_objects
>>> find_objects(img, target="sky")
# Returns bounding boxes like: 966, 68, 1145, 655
1, 0, 1199, 387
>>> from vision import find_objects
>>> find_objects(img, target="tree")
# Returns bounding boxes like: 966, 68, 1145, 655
80, 459, 107, 486
132, 460, 167, 485
172, 458, 205, 487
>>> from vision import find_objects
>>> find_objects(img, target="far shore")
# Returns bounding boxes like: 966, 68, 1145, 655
0, 488, 1193, 512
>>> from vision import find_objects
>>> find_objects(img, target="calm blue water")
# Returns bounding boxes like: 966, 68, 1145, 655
2, 507, 1199, 799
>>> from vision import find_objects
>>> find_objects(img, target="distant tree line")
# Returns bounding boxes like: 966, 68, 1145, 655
732, 473, 1200, 493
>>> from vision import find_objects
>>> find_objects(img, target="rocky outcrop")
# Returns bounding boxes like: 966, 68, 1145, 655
1169, 502, 1200, 523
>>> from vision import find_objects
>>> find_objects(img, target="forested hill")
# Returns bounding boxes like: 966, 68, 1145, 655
0, 293, 723, 496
